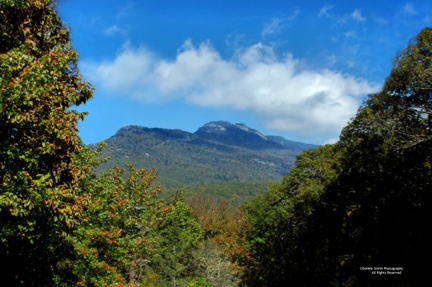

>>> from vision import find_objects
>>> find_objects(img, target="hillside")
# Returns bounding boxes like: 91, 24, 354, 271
171, 180, 278, 207
98, 121, 317, 188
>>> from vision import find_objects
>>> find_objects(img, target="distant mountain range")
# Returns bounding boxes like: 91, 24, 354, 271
97, 121, 317, 188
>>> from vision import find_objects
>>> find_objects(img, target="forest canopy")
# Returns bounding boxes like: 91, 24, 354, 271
0, 1, 431, 286
244, 27, 432, 286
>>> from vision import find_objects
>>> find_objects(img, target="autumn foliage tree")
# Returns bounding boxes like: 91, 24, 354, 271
0, 0, 93, 285
190, 195, 251, 286
71, 164, 171, 286
0, 2, 234, 286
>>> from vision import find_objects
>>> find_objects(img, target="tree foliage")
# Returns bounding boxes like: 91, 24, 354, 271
189, 195, 249, 287
70, 164, 171, 286
0, 0, 93, 285
3, 1, 431, 286
330, 27, 432, 286
141, 199, 204, 286
245, 145, 342, 286
244, 28, 432, 287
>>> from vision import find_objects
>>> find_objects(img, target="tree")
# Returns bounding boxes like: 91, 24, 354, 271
330, 27, 432, 286
244, 145, 341, 286
143, 200, 203, 286
72, 164, 169, 286
244, 28, 432, 286
0, 0, 93, 285
190, 194, 251, 282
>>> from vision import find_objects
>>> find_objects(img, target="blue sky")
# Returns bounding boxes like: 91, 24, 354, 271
57, 0, 432, 144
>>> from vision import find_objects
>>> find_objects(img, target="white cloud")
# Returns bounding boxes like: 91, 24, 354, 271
318, 4, 335, 18
103, 25, 127, 36
403, 3, 417, 15
289, 9, 301, 21
374, 16, 389, 24
346, 60, 356, 68
319, 5, 366, 24
344, 30, 357, 38
82, 42, 156, 99
225, 33, 246, 48
262, 18, 283, 37
117, 1, 134, 18
327, 55, 337, 66
83, 41, 380, 142
424, 15, 432, 23
351, 9, 366, 22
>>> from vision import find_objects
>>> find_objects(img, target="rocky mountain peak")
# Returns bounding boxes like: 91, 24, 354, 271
234, 123, 267, 140
195, 121, 285, 150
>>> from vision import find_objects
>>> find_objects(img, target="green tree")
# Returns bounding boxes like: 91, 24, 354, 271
244, 28, 432, 286
244, 145, 341, 286
329, 27, 432, 286
142, 199, 204, 286
0, 0, 93, 285
72, 164, 169, 286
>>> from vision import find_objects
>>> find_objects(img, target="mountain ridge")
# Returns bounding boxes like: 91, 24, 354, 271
98, 121, 317, 188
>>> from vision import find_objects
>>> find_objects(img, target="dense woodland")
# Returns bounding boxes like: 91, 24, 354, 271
97, 123, 305, 189
1, 1, 431, 286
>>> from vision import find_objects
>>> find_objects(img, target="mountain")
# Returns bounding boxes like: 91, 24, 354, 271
265, 135, 317, 151
97, 121, 317, 188
195, 121, 285, 150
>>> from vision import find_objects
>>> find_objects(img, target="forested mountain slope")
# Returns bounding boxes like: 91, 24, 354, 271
98, 121, 317, 188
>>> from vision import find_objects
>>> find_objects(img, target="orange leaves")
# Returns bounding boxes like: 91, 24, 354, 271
190, 194, 251, 264
75, 164, 167, 284
99, 229, 123, 237
136, 239, 149, 247
78, 276, 86, 287
58, 189, 69, 195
